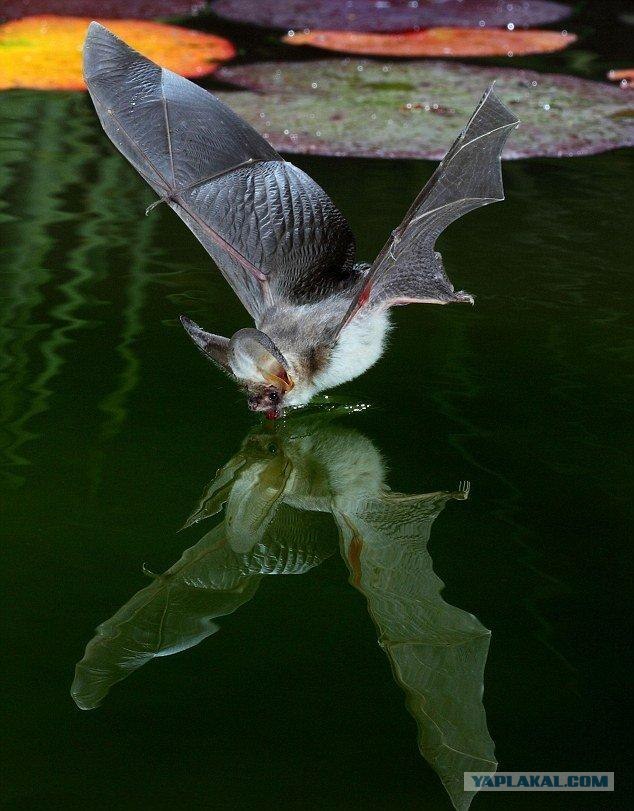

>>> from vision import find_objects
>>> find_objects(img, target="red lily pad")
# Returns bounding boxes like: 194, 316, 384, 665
0, 16, 235, 91
211, 0, 571, 32
608, 68, 634, 88
284, 27, 577, 57
0, 2, 207, 20
215, 59, 634, 159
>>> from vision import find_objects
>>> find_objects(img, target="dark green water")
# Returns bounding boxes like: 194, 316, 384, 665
1, 81, 631, 811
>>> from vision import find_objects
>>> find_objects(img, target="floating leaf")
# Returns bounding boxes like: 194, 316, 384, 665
0, 1, 207, 20
284, 27, 576, 57
608, 68, 634, 88
212, 0, 571, 32
215, 59, 634, 159
0, 15, 235, 91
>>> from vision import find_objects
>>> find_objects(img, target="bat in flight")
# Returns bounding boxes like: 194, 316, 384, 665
83, 23, 518, 419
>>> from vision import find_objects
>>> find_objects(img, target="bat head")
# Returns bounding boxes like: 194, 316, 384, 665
243, 381, 288, 420
180, 317, 293, 419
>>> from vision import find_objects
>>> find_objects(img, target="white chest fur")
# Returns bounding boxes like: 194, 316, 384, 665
286, 310, 391, 405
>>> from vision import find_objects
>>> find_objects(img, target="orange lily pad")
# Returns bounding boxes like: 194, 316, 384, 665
0, 15, 235, 91
608, 68, 634, 88
283, 27, 576, 57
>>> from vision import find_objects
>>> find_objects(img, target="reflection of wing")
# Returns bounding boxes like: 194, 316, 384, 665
71, 524, 257, 710
334, 86, 518, 337
83, 24, 356, 317
183, 438, 293, 552
223, 456, 293, 552
335, 487, 496, 811
182, 452, 248, 529
72, 506, 335, 710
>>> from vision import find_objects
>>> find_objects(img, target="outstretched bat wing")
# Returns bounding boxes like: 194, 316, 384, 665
83, 23, 355, 319
335, 486, 496, 809
334, 86, 518, 337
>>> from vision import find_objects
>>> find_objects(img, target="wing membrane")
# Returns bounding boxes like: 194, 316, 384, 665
336, 487, 496, 810
335, 86, 518, 336
83, 23, 355, 318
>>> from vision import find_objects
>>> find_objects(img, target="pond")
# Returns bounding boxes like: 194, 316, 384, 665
1, 3, 631, 810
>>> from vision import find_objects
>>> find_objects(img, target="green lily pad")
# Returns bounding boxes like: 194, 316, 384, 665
216, 60, 634, 159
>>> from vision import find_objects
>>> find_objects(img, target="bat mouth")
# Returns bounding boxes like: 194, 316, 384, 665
247, 395, 283, 420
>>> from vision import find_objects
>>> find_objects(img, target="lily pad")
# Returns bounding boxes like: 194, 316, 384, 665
608, 68, 634, 88
284, 27, 577, 57
215, 59, 634, 159
211, 0, 571, 32
0, 1, 208, 20
0, 16, 235, 91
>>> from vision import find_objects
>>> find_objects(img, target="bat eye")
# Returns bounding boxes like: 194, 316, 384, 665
267, 443, 277, 455
268, 390, 279, 403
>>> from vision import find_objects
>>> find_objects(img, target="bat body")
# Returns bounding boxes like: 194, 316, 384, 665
255, 295, 390, 407
83, 23, 518, 418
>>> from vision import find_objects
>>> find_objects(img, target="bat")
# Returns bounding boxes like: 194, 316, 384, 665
71, 411, 495, 806
83, 23, 518, 419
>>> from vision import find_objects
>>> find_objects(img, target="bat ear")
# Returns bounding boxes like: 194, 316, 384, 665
229, 328, 293, 390
179, 315, 232, 374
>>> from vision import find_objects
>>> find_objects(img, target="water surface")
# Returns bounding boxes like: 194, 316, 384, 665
1, 69, 631, 811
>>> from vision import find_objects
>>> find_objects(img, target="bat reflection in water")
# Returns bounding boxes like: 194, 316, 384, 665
83, 23, 518, 419
72, 410, 495, 810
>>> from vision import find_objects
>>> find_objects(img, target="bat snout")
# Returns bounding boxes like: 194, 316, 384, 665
247, 395, 261, 411
246, 390, 283, 420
